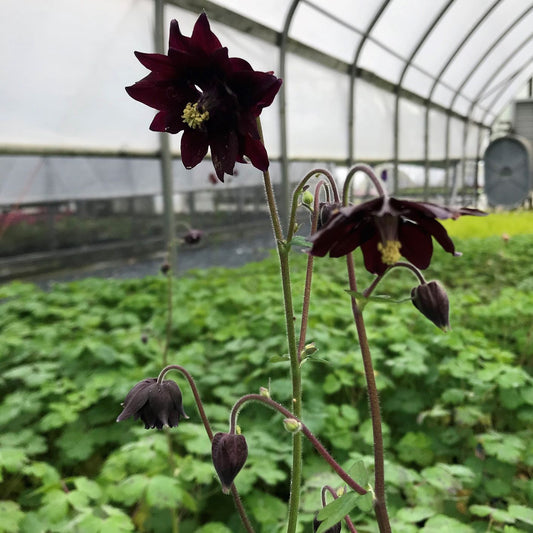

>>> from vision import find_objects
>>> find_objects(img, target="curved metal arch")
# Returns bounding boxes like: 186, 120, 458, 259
422, 0, 502, 199
392, 0, 456, 194
347, 0, 391, 167
442, 3, 533, 200
459, 44, 533, 204
278, 0, 301, 231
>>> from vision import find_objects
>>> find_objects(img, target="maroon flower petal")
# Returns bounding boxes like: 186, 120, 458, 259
398, 220, 434, 270
191, 13, 223, 53
149, 110, 185, 134
134, 51, 176, 76
210, 129, 239, 180
181, 129, 209, 169
412, 217, 457, 255
243, 136, 269, 172
116, 378, 155, 422
360, 233, 387, 274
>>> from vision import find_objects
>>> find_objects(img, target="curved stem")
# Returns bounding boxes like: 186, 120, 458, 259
287, 168, 340, 242
156, 365, 254, 532
296, 180, 326, 364
363, 261, 427, 299
162, 266, 173, 367
345, 254, 391, 533
321, 486, 358, 533
343, 163, 387, 206
229, 394, 367, 496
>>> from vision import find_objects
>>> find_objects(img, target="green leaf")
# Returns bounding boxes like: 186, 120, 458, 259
0, 501, 25, 533
288, 235, 312, 248
145, 475, 182, 509
396, 506, 436, 523
347, 460, 369, 487
316, 491, 359, 532
508, 504, 533, 525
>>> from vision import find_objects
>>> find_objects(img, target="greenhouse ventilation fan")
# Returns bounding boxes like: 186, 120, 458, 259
483, 135, 532, 207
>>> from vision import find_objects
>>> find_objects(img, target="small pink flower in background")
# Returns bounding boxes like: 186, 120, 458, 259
126, 13, 282, 182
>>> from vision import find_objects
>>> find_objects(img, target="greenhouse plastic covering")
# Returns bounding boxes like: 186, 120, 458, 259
1, 0, 533, 203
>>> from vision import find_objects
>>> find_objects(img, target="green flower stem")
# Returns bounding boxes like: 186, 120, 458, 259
322, 486, 358, 533
343, 163, 387, 204
229, 394, 367, 496
297, 179, 333, 363
363, 261, 427, 299
162, 263, 173, 367
257, 118, 302, 533
345, 254, 391, 533
286, 168, 340, 243
156, 365, 255, 533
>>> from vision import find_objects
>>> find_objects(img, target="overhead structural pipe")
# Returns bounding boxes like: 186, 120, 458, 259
279, 0, 301, 233
443, 4, 533, 202
348, 0, 391, 168
423, 0, 502, 201
155, 0, 177, 270
465, 53, 533, 206
392, 0, 455, 195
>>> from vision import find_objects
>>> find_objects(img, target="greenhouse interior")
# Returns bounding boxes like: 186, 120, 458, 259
1, 1, 532, 532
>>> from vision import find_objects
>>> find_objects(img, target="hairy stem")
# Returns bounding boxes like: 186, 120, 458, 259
345, 254, 391, 533
343, 163, 387, 204
257, 118, 302, 533
229, 394, 367, 496
156, 365, 254, 532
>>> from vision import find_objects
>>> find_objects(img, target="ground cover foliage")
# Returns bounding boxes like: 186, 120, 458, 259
0, 215, 532, 532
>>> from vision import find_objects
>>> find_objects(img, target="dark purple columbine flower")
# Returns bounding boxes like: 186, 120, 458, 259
211, 432, 248, 493
117, 378, 188, 429
126, 13, 282, 182
309, 196, 486, 274
411, 280, 450, 331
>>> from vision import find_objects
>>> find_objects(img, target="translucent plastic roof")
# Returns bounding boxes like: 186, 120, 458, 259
2, 0, 533, 163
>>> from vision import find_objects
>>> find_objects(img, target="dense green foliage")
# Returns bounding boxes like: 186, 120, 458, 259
0, 226, 532, 532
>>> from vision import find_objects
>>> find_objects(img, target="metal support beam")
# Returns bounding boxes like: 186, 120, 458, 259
155, 0, 177, 270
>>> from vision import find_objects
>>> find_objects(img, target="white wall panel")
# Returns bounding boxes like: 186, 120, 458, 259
353, 80, 394, 160
398, 99, 425, 160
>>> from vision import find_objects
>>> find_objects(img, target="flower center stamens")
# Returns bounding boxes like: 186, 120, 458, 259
378, 240, 402, 265
182, 102, 209, 129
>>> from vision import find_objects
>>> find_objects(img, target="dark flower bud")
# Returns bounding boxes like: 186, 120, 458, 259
317, 202, 342, 231
211, 432, 248, 494
141, 334, 148, 344
183, 229, 204, 245
313, 513, 341, 533
411, 280, 450, 331
160, 261, 170, 275
116, 378, 188, 430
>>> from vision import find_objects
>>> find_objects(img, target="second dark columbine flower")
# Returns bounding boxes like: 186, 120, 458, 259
126, 13, 282, 181
211, 432, 248, 494
116, 378, 188, 429
411, 280, 450, 331
309, 196, 486, 274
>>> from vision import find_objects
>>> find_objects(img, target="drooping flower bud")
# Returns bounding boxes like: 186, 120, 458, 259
411, 280, 450, 331
302, 190, 314, 207
211, 432, 248, 494
313, 513, 341, 533
117, 378, 188, 429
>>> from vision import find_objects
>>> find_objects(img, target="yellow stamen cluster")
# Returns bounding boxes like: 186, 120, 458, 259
378, 240, 402, 265
182, 102, 209, 129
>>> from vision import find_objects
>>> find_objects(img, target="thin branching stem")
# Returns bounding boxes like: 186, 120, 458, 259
343, 163, 387, 205
155, 365, 255, 532
321, 486, 358, 533
229, 394, 367, 496
345, 254, 391, 533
